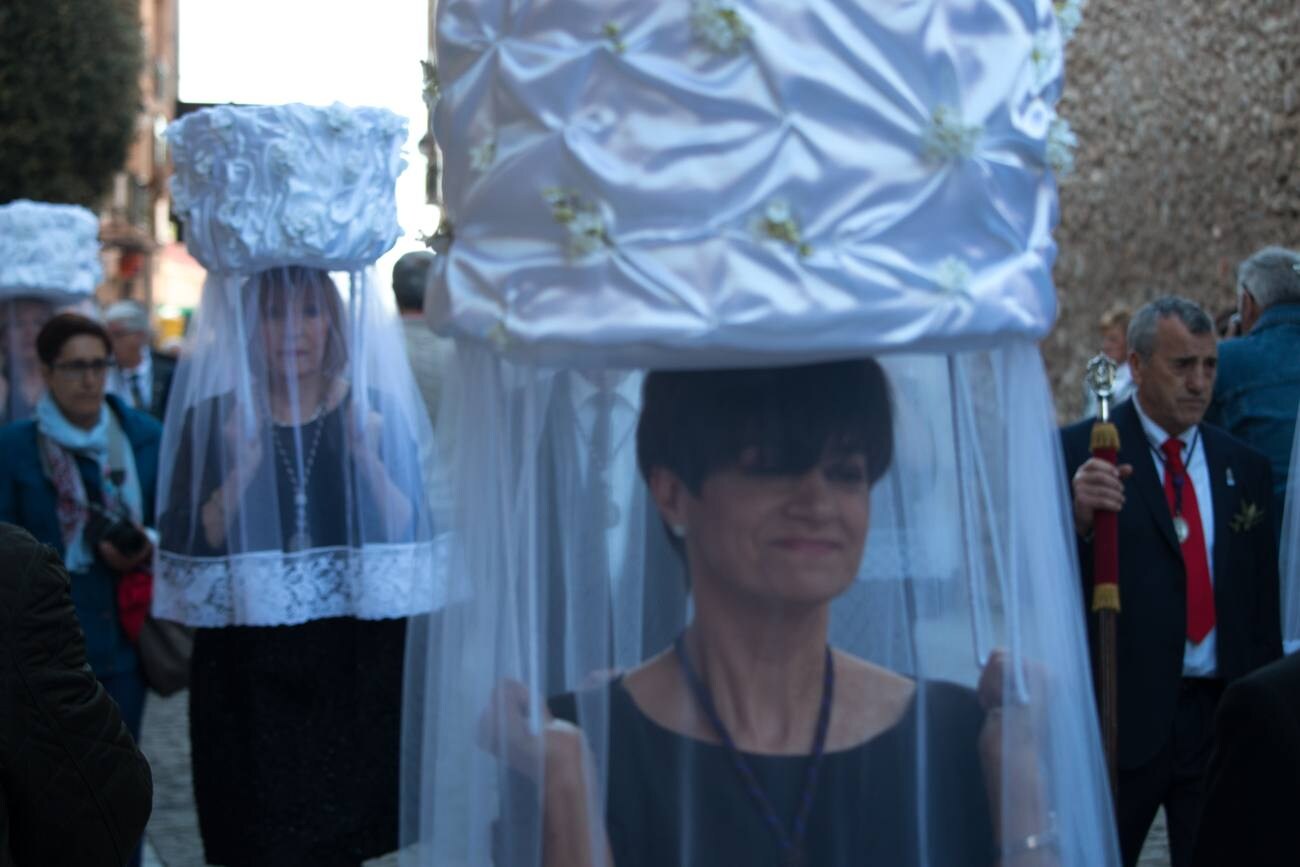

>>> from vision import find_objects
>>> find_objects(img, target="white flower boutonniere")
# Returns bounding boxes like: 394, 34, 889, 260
1230, 501, 1265, 533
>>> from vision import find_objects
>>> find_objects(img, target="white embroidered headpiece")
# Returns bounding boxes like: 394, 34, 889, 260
0, 200, 102, 301
167, 103, 408, 274
429, 0, 1075, 367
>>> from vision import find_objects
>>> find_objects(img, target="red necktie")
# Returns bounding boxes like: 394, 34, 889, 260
1161, 438, 1215, 642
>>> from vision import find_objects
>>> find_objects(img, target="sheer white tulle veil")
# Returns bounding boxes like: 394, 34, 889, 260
401, 1, 1119, 865
153, 104, 447, 628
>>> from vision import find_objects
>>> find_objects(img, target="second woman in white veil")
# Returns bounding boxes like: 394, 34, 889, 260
155, 103, 442, 867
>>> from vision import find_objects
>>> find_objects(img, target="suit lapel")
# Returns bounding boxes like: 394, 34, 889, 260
1115, 400, 1181, 557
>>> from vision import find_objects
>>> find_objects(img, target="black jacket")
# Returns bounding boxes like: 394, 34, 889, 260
1192, 651, 1300, 867
147, 349, 177, 421
0, 523, 152, 866
1060, 399, 1283, 769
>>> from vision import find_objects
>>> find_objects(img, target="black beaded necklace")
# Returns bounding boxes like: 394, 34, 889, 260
673, 633, 834, 867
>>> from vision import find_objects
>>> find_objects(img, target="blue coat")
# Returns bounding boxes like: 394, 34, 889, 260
1207, 302, 1300, 507
0, 395, 162, 677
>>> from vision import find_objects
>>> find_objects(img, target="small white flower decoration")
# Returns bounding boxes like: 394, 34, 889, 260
603, 22, 627, 54
691, 0, 751, 54
935, 257, 974, 297
1030, 31, 1058, 90
487, 320, 511, 352
543, 188, 610, 258
469, 138, 497, 173
1046, 116, 1078, 176
1054, 0, 1084, 43
922, 105, 983, 163
755, 198, 811, 256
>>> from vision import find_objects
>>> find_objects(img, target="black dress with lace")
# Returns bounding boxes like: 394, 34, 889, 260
182, 401, 407, 867
545, 678, 996, 867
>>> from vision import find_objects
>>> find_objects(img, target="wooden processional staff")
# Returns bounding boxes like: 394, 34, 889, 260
1085, 355, 1121, 795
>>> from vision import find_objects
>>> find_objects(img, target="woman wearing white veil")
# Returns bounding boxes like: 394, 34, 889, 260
402, 0, 1117, 865
155, 103, 442, 866
0, 200, 102, 424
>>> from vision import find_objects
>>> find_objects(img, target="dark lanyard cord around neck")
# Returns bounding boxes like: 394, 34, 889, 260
1147, 426, 1202, 517
673, 633, 834, 867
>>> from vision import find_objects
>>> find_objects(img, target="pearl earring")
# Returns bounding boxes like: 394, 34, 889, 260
670, 524, 686, 538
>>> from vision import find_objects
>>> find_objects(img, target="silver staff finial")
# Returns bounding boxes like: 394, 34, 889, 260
1085, 354, 1119, 423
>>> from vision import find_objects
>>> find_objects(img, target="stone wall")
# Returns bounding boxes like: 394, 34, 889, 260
1046, 0, 1300, 420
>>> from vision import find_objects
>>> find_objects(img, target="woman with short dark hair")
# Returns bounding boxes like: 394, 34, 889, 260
0, 312, 162, 745
481, 360, 1058, 867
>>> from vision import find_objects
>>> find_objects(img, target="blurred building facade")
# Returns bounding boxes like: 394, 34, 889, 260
98, 0, 184, 319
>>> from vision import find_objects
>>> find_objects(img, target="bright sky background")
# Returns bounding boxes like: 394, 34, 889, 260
177, 0, 435, 295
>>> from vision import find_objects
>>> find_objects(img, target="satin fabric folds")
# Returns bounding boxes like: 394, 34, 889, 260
428, 0, 1063, 367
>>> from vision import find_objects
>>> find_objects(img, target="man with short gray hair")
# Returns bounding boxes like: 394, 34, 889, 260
391, 251, 454, 430
1207, 246, 1300, 505
1061, 296, 1281, 867
103, 300, 176, 420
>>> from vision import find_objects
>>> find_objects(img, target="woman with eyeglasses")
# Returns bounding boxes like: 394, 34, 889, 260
0, 312, 161, 744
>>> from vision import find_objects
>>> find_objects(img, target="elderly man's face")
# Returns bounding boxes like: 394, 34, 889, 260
106, 321, 148, 368
1131, 316, 1217, 436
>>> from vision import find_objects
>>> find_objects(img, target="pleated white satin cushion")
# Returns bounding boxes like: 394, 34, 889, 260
429, 0, 1068, 367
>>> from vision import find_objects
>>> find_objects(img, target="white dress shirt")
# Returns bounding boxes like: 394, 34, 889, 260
571, 371, 644, 590
109, 351, 153, 411
1133, 396, 1217, 676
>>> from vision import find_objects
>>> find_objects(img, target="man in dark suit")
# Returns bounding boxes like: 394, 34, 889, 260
1192, 650, 1300, 867
1061, 297, 1282, 867
103, 299, 176, 420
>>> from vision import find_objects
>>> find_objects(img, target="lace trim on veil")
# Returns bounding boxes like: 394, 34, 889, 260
153, 538, 449, 627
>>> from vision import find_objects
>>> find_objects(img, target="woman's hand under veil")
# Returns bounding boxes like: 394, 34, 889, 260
479, 680, 614, 867
200, 411, 265, 548
346, 407, 415, 533
978, 650, 1060, 867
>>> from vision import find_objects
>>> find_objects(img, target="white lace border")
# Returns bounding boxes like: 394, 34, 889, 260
152, 538, 450, 627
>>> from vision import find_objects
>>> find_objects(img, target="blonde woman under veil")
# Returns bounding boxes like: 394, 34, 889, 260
155, 104, 443, 867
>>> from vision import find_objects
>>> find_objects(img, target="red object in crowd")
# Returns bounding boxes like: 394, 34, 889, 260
116, 570, 153, 643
